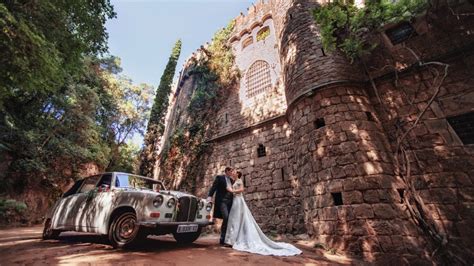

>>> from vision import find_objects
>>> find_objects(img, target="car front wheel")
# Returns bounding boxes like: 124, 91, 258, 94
108, 211, 141, 248
42, 218, 60, 240
173, 227, 202, 244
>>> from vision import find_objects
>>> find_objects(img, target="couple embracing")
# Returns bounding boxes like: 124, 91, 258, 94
207, 167, 301, 256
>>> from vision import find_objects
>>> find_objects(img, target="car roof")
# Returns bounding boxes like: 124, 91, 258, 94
76, 172, 167, 190
79, 172, 163, 183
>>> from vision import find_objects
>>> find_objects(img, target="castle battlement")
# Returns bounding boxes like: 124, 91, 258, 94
230, 0, 278, 42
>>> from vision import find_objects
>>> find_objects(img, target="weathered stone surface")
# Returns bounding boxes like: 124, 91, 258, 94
343, 191, 364, 204
353, 204, 375, 219
367, 220, 393, 235
363, 190, 380, 203
373, 204, 398, 219
337, 206, 355, 221
157, 1, 474, 262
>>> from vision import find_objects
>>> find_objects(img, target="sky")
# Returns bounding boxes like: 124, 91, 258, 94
105, 0, 256, 146
106, 0, 255, 86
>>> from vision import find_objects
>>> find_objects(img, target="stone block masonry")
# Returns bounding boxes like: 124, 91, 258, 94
157, 0, 474, 263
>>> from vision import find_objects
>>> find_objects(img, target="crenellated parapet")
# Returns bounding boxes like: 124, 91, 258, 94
230, 0, 276, 43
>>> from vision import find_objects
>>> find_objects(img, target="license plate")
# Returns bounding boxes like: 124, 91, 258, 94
176, 224, 198, 233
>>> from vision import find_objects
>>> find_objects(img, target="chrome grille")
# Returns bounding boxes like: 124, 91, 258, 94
176, 196, 198, 222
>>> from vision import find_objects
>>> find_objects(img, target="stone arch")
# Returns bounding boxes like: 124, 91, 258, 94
245, 60, 272, 98
256, 26, 271, 41
242, 36, 253, 50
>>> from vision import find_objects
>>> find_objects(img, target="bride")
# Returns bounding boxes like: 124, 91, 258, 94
224, 171, 302, 256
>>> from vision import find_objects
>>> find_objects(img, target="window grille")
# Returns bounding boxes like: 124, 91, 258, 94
245, 60, 272, 98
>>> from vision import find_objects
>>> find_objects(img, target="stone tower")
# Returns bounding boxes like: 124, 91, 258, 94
278, 0, 422, 260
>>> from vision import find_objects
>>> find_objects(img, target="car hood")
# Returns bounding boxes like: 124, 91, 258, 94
117, 187, 198, 199
159, 190, 198, 199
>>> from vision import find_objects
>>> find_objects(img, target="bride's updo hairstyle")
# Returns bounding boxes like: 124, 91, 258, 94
237, 171, 242, 179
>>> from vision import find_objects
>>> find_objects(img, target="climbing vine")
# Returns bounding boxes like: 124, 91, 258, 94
160, 20, 238, 189
313, 0, 427, 62
314, 1, 470, 263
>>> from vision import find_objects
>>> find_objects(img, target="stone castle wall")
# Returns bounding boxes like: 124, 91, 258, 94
158, 0, 474, 262
364, 5, 474, 258
196, 119, 305, 234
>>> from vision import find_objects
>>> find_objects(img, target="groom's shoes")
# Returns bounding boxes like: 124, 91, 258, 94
219, 242, 232, 248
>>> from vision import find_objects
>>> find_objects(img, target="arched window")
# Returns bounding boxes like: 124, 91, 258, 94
256, 26, 270, 41
242, 36, 253, 50
245, 60, 271, 98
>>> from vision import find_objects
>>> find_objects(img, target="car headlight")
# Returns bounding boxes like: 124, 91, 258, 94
206, 202, 213, 212
153, 195, 164, 208
198, 200, 204, 210
167, 198, 176, 208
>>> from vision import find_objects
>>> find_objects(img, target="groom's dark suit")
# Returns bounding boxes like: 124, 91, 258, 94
208, 174, 233, 244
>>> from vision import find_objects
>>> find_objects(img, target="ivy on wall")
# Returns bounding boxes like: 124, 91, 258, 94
313, 0, 427, 62
313, 1, 471, 264
159, 20, 238, 189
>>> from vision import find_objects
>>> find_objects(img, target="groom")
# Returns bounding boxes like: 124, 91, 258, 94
207, 167, 235, 245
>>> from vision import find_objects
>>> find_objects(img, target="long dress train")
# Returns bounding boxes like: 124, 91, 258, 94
224, 179, 302, 256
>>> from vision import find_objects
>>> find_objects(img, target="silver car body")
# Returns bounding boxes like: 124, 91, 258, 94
46, 172, 213, 235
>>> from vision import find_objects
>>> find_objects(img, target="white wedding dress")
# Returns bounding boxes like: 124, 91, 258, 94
224, 179, 302, 256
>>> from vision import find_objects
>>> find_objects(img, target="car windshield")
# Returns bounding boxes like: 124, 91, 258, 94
115, 173, 165, 190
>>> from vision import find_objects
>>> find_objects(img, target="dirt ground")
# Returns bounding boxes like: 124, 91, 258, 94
0, 225, 360, 265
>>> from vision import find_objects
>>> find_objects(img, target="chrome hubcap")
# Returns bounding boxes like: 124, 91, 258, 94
119, 219, 135, 239
114, 213, 137, 242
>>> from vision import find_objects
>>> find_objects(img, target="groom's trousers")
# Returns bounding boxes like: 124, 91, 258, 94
219, 200, 232, 244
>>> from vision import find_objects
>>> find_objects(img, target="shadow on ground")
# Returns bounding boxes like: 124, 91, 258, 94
0, 225, 361, 265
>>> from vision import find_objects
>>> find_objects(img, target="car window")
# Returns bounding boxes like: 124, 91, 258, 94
115, 174, 164, 190
97, 174, 112, 188
78, 175, 101, 193
62, 179, 85, 197
115, 174, 130, 188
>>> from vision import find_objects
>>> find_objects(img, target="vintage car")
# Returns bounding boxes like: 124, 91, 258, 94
42, 172, 213, 248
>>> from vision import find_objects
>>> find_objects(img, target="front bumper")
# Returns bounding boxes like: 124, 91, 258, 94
138, 220, 214, 228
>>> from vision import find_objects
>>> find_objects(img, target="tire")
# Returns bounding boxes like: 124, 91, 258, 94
173, 227, 202, 244
42, 218, 61, 240
108, 211, 141, 248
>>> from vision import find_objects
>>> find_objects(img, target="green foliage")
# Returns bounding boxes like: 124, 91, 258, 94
0, 56, 153, 193
256, 27, 271, 42
0, 199, 28, 217
313, 0, 427, 62
161, 21, 236, 186
207, 20, 239, 87
99, 65, 154, 172
0, 0, 116, 111
187, 66, 219, 116
0, 1, 153, 207
186, 20, 237, 117
170, 128, 185, 147
313, 243, 326, 249
106, 143, 141, 173
140, 40, 182, 177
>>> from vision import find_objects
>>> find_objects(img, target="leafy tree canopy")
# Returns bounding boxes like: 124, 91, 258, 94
0, 56, 153, 193
0, 0, 116, 110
